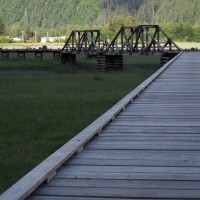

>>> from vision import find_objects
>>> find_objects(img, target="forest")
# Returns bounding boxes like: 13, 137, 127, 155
0, 0, 200, 42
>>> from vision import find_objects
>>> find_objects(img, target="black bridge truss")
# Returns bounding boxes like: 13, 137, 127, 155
62, 30, 103, 55
0, 25, 181, 71
106, 25, 180, 54
62, 25, 181, 55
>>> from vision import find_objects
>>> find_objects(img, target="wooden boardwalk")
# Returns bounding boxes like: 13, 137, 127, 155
1, 52, 200, 200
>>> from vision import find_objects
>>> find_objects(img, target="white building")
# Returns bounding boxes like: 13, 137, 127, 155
12, 37, 22, 42
40, 36, 66, 43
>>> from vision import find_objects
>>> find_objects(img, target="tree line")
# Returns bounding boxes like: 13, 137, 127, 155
1, 15, 200, 43
1, 0, 200, 43
1, 0, 200, 28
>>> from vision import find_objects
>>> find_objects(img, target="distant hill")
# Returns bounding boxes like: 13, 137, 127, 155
0, 0, 200, 30
0, 0, 141, 29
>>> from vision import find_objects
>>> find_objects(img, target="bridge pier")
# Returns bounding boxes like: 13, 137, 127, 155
53, 52, 61, 63
1, 51, 10, 60
18, 51, 25, 60
34, 51, 43, 60
61, 53, 76, 64
97, 55, 123, 72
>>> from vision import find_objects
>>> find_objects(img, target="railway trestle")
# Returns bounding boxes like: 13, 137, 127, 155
0, 25, 181, 71
61, 25, 180, 71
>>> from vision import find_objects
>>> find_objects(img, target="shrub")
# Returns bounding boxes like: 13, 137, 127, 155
0, 36, 12, 43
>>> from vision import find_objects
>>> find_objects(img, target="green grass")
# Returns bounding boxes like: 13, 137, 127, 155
0, 54, 97, 72
0, 43, 64, 49
0, 54, 160, 72
175, 42, 200, 50
0, 56, 160, 194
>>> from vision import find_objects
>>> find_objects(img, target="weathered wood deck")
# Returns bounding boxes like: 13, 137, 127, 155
1, 52, 200, 200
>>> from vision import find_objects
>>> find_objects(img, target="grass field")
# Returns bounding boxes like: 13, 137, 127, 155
176, 42, 200, 50
0, 54, 160, 72
0, 56, 160, 194
1, 41, 200, 50
0, 43, 64, 50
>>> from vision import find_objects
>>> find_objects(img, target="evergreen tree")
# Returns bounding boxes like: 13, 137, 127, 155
0, 17, 6, 36
1, 0, 200, 43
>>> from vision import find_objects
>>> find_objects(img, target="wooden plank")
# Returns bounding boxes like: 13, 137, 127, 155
140, 95, 200, 98
96, 135, 200, 141
121, 108, 200, 113
113, 118, 200, 123
119, 107, 200, 111
144, 89, 200, 91
131, 101, 200, 104
56, 171, 200, 181
28, 196, 138, 200
74, 150, 200, 159
104, 126, 200, 133
125, 104, 200, 107
131, 99, 200, 103
129, 101, 200, 103
60, 165, 200, 174
33, 186, 200, 198
27, 196, 174, 200
67, 158, 200, 167
109, 121, 200, 126
87, 140, 200, 146
86, 143, 200, 151
119, 111, 200, 116
116, 115, 200, 119
100, 133, 200, 137
137, 96, 200, 100
48, 178, 200, 190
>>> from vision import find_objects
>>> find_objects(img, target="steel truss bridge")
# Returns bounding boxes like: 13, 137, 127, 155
0, 25, 181, 71
61, 25, 180, 71
62, 25, 180, 55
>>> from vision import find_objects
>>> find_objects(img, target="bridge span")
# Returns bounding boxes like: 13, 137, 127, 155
1, 51, 200, 199
0, 25, 180, 71
61, 25, 180, 70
